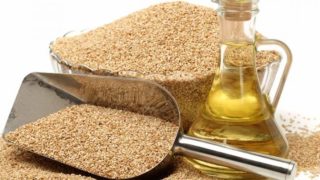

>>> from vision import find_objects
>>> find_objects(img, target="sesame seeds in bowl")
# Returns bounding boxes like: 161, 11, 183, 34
50, 2, 281, 131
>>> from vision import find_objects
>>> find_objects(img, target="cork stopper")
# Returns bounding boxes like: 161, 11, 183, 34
219, 0, 257, 21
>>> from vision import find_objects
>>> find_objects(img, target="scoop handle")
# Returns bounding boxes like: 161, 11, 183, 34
173, 134, 296, 180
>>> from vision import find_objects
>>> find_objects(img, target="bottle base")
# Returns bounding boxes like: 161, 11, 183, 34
184, 157, 267, 179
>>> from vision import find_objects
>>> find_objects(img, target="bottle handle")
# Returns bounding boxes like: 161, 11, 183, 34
256, 39, 292, 109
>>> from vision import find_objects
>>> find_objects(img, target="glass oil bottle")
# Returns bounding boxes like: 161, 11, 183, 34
185, 0, 293, 179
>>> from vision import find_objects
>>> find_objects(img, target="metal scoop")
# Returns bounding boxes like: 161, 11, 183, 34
2, 72, 296, 180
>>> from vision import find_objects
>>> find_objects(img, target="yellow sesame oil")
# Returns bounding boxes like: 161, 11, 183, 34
186, 42, 288, 179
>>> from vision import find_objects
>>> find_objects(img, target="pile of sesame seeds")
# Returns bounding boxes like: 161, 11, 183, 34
51, 2, 279, 77
287, 132, 320, 175
279, 112, 320, 177
51, 2, 220, 76
5, 104, 179, 179
0, 138, 92, 179
164, 157, 217, 180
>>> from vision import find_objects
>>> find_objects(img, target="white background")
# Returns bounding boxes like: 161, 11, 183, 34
0, 0, 319, 179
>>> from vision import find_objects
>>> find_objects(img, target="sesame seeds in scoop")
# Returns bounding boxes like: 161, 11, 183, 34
5, 104, 179, 179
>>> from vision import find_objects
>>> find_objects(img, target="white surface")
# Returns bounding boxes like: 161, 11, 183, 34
0, 0, 319, 179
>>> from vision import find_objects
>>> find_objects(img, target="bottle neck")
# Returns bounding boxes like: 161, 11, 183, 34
216, 0, 259, 44
219, 12, 257, 44
217, 11, 258, 68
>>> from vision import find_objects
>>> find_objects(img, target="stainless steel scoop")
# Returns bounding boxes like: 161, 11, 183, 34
2, 72, 296, 180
